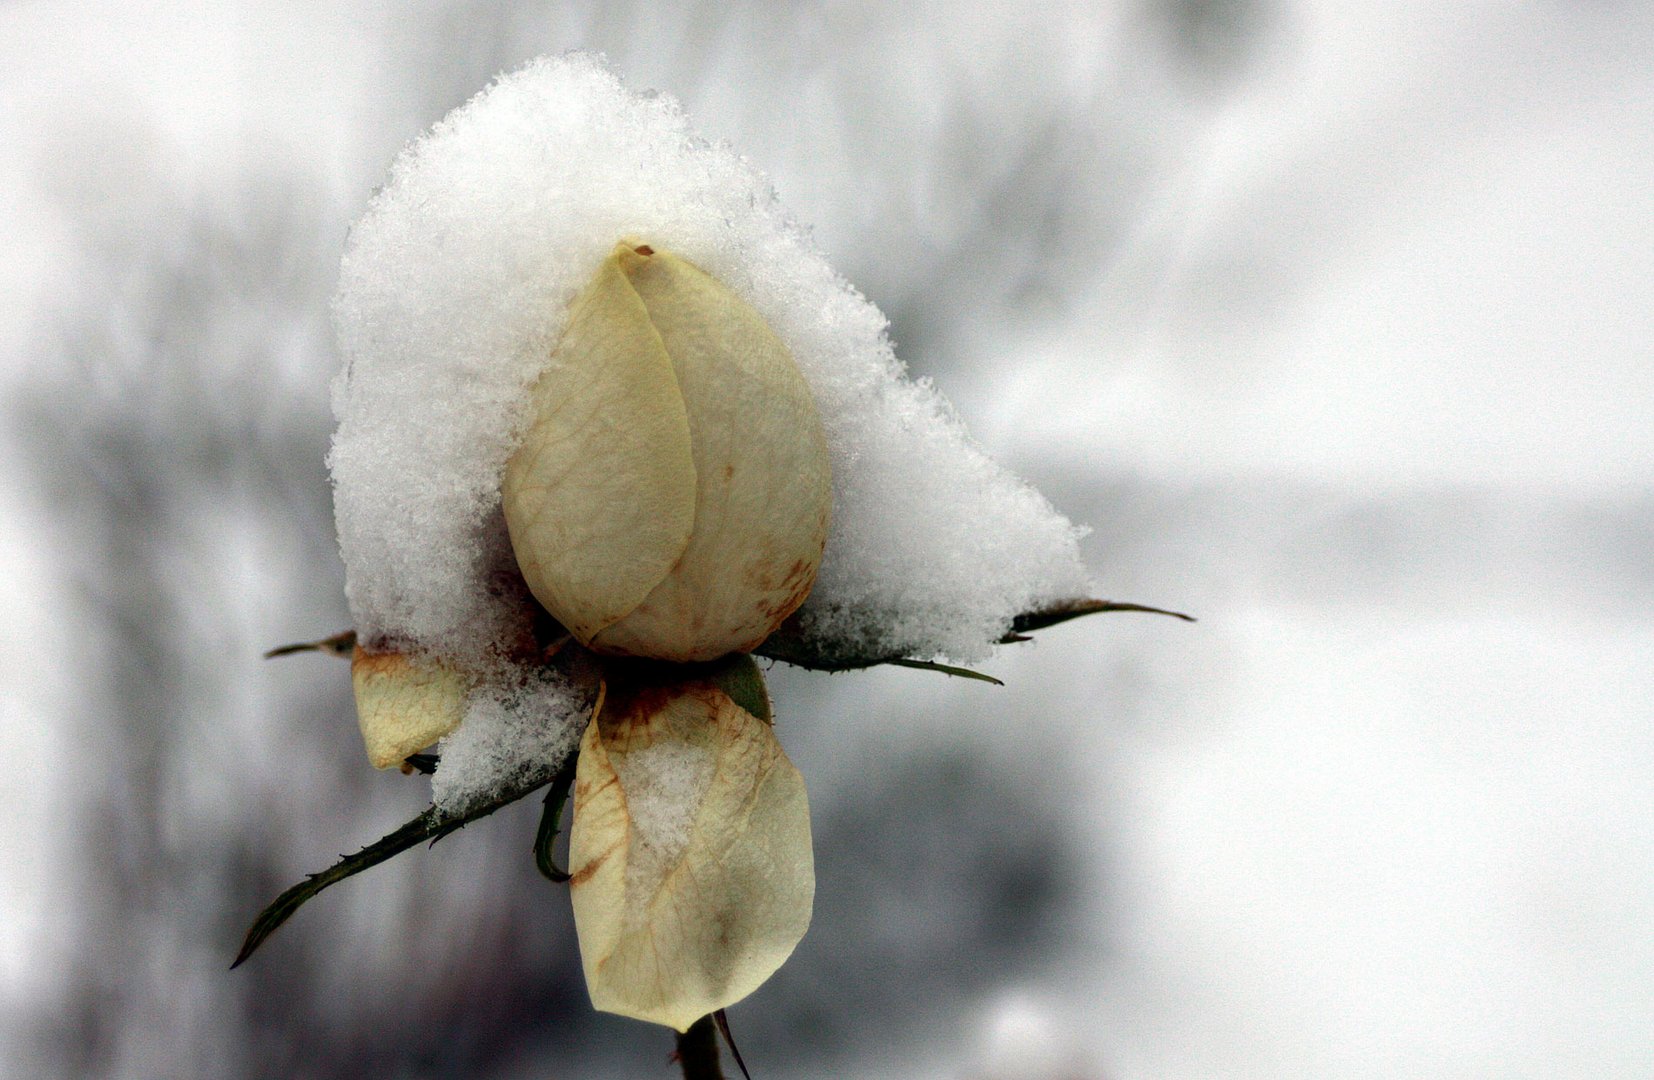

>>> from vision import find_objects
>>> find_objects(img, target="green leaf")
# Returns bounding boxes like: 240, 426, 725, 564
707, 652, 772, 724
1004, 598, 1195, 638
231, 754, 569, 969
883, 658, 1004, 685
263, 630, 356, 659
753, 597, 1194, 675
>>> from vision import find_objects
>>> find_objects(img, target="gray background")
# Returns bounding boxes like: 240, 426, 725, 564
2, 2, 1651, 1077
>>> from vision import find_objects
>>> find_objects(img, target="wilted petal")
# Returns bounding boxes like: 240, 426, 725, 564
351, 647, 470, 769
502, 247, 698, 645
589, 245, 832, 661
569, 666, 813, 1031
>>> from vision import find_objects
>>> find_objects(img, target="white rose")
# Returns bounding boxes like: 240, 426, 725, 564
502, 241, 832, 663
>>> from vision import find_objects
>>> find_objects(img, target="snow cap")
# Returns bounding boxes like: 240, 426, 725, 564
328, 53, 1091, 807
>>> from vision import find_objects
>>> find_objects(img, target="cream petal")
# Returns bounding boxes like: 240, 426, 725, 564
569, 668, 813, 1031
502, 247, 698, 646
350, 646, 470, 769
589, 246, 832, 662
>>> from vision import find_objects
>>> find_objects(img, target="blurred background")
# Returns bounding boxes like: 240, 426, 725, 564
3, 2, 1651, 1077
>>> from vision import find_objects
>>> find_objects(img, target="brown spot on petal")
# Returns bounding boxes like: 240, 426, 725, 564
575, 771, 620, 802
569, 839, 620, 887
599, 676, 728, 743
758, 557, 820, 621
601, 683, 679, 727
351, 648, 411, 678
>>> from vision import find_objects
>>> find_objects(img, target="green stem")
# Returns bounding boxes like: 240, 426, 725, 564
676, 1016, 724, 1080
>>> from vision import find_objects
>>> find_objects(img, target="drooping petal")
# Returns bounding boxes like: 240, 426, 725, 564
568, 665, 814, 1031
502, 247, 698, 646
351, 647, 470, 769
588, 245, 832, 662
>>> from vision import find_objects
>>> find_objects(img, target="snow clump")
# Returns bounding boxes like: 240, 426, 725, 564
328, 53, 1091, 809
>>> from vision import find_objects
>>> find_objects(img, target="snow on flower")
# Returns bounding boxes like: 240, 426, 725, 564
330, 53, 1089, 725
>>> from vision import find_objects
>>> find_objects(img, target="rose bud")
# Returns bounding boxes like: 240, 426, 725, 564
502, 242, 832, 662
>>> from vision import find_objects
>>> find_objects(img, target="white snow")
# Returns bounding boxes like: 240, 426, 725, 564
330, 53, 1092, 805
617, 735, 718, 911
429, 667, 590, 815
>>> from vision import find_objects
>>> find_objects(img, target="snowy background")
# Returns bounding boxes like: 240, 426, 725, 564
3, 2, 1651, 1078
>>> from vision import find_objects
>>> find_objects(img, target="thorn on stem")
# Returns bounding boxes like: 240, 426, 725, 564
534, 760, 577, 883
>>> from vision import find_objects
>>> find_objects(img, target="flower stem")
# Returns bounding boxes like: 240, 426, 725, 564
675, 1016, 724, 1080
